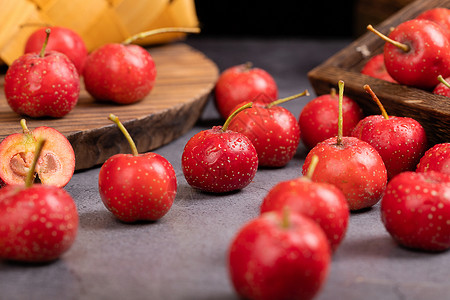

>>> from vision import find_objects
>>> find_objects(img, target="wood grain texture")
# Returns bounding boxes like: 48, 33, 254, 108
0, 43, 219, 170
308, 0, 450, 146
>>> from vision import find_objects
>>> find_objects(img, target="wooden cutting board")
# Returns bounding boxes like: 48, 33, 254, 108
0, 43, 219, 170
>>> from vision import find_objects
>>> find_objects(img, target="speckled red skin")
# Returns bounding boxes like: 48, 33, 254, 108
182, 126, 258, 193
298, 93, 363, 149
381, 171, 450, 252
384, 19, 450, 89
4, 51, 80, 118
433, 76, 450, 97
228, 211, 331, 300
260, 177, 349, 252
416, 143, 450, 175
0, 126, 75, 188
227, 101, 300, 167
0, 184, 78, 262
83, 43, 156, 104
25, 26, 88, 75
214, 64, 278, 119
351, 115, 427, 180
302, 136, 387, 211
361, 54, 397, 83
416, 7, 450, 36
98, 152, 177, 222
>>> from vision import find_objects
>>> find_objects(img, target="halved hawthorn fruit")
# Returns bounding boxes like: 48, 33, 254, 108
0, 119, 75, 187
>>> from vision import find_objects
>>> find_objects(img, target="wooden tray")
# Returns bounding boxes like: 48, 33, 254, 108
0, 43, 219, 170
308, 0, 450, 146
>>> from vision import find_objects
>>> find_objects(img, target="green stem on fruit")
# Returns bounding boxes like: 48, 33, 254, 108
108, 114, 139, 156
367, 24, 410, 53
364, 84, 389, 120
39, 28, 51, 58
222, 102, 253, 132
20, 119, 31, 134
336, 80, 344, 146
438, 75, 450, 89
281, 206, 291, 229
266, 89, 310, 108
25, 138, 46, 188
305, 155, 319, 180
123, 27, 201, 44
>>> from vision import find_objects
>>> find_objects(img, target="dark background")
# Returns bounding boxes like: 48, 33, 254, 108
193, 0, 414, 38
194, 0, 356, 38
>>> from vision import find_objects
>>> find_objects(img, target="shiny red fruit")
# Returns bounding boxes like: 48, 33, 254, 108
98, 152, 177, 222
227, 101, 300, 167
83, 43, 156, 104
214, 63, 278, 119
433, 76, 450, 97
25, 26, 88, 75
5, 51, 80, 118
351, 85, 427, 180
0, 184, 78, 262
384, 19, 450, 89
416, 143, 450, 175
416, 7, 450, 36
260, 177, 349, 251
352, 115, 427, 180
360, 54, 397, 83
381, 171, 450, 251
182, 126, 258, 193
303, 136, 387, 211
228, 211, 331, 300
299, 91, 363, 149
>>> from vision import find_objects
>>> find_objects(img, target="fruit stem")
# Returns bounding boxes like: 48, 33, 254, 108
25, 138, 46, 188
20, 119, 31, 134
305, 155, 319, 180
242, 62, 253, 71
222, 102, 253, 132
123, 27, 201, 44
266, 89, 310, 108
330, 88, 337, 98
281, 206, 291, 229
109, 114, 139, 156
364, 84, 389, 120
39, 28, 51, 58
367, 24, 410, 53
438, 75, 450, 89
336, 80, 344, 145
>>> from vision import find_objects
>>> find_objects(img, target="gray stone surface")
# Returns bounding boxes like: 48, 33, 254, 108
1, 37, 449, 300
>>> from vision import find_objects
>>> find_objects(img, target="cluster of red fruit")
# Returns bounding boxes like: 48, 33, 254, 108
362, 7, 450, 96
0, 111, 178, 262
0, 9, 449, 300
3, 26, 199, 118
0, 26, 199, 262
0, 124, 78, 262
197, 60, 449, 298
